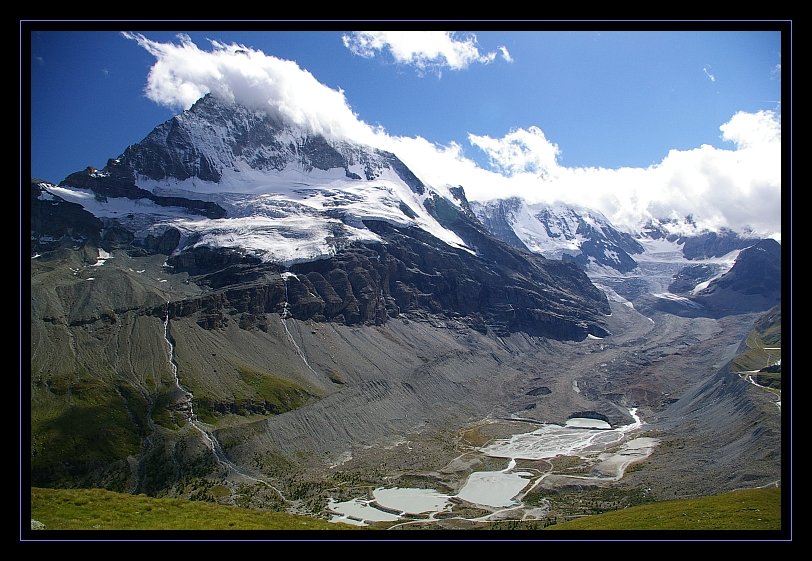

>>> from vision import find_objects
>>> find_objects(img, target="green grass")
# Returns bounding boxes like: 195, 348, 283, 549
236, 366, 312, 413
194, 367, 314, 425
547, 488, 780, 530
31, 487, 360, 530
730, 306, 781, 378
31, 377, 147, 488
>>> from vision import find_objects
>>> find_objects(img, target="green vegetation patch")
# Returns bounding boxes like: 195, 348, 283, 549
753, 371, 781, 390
31, 377, 147, 487
547, 488, 780, 530
151, 390, 186, 430
730, 306, 781, 390
31, 487, 360, 530
191, 367, 314, 425
237, 366, 312, 412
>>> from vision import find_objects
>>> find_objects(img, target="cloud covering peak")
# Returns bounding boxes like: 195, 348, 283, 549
125, 33, 781, 237
122, 32, 379, 143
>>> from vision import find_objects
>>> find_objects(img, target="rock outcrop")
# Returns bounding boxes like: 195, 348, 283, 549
162, 216, 611, 340
694, 239, 781, 313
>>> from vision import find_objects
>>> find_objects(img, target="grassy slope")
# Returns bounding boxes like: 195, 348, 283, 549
547, 488, 780, 530
31, 487, 359, 530
730, 306, 781, 375
30, 249, 322, 487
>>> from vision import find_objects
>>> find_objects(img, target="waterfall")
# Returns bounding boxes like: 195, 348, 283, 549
161, 302, 287, 500
280, 272, 319, 377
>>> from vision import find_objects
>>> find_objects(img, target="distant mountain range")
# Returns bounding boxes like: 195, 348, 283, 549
471, 197, 770, 276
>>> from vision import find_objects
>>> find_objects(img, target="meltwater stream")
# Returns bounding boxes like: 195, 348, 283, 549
280, 272, 320, 377
162, 303, 287, 500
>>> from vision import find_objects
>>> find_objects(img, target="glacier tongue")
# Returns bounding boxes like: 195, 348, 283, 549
52, 167, 470, 265
139, 166, 472, 263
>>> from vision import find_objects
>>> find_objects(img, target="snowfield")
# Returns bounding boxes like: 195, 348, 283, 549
50, 162, 472, 266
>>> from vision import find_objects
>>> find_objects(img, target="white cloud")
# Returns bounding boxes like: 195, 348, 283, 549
468, 127, 559, 177
342, 31, 502, 73
703, 64, 716, 82
126, 33, 781, 237
720, 109, 780, 149
122, 32, 380, 144
498, 46, 513, 63
395, 112, 780, 236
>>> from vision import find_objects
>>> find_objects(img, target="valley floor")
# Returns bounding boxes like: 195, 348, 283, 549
131, 301, 781, 530
30, 248, 783, 531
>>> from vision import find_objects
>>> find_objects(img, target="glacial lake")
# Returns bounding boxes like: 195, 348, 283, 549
373, 487, 450, 514
455, 469, 532, 508
565, 417, 612, 429
328, 409, 646, 523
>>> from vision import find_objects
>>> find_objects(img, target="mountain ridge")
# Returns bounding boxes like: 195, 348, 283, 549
35, 93, 613, 341
472, 197, 643, 272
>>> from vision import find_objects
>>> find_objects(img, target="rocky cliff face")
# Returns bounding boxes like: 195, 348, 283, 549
163, 218, 610, 340
694, 239, 781, 313
31, 181, 102, 248
668, 264, 720, 294
680, 229, 758, 260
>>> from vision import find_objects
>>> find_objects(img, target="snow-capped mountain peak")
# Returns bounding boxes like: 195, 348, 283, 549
54, 93, 470, 265
471, 198, 643, 273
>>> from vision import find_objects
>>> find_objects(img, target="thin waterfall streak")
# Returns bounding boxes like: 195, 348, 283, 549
162, 301, 288, 501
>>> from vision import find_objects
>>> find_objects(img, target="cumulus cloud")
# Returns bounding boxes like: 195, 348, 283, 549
499, 46, 513, 63
126, 33, 781, 237
397, 112, 780, 235
468, 127, 560, 177
341, 31, 505, 73
720, 109, 780, 148
122, 32, 380, 144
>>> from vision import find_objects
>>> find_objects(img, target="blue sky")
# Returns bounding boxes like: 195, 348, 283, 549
29, 29, 783, 234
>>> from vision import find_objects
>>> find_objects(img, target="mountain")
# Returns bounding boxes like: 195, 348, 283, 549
640, 218, 758, 260
38, 94, 611, 340
471, 198, 643, 273
53, 93, 453, 265
30, 94, 613, 492
693, 239, 781, 313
